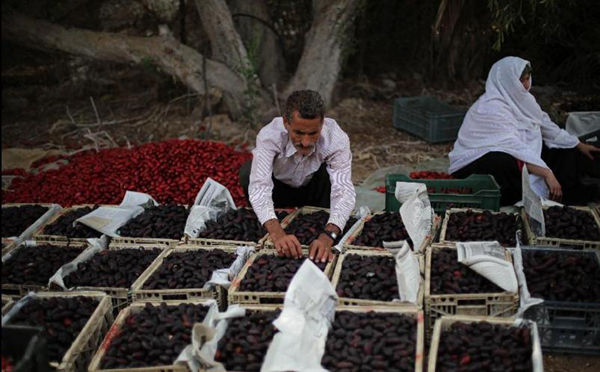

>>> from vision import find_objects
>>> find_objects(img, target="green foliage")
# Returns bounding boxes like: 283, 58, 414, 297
238, 34, 262, 127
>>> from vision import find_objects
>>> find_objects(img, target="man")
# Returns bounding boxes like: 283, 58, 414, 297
240, 90, 356, 262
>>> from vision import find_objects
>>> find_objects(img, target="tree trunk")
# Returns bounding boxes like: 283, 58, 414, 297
283, 0, 361, 107
227, 0, 285, 88
1, 8, 249, 118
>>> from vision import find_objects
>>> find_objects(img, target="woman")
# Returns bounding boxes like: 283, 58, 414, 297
449, 56, 599, 205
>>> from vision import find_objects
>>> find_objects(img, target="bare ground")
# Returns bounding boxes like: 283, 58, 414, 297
2, 66, 600, 371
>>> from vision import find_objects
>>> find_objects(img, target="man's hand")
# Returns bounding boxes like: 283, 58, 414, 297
577, 142, 600, 161
272, 233, 303, 259
309, 234, 334, 263
265, 218, 303, 259
544, 172, 562, 201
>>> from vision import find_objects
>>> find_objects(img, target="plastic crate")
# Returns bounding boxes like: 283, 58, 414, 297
330, 306, 425, 372
131, 245, 241, 307
520, 247, 600, 355
521, 206, 600, 250
428, 315, 543, 372
425, 244, 519, 339
438, 208, 523, 247
331, 250, 424, 308
385, 174, 500, 214
2, 325, 51, 372
88, 299, 215, 372
228, 249, 336, 305
393, 96, 467, 143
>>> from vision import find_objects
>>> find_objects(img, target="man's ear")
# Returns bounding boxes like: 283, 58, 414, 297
283, 113, 290, 127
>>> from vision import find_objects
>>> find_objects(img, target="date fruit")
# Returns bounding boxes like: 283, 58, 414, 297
284, 211, 357, 245
431, 248, 504, 294
322, 311, 417, 372
198, 209, 272, 242
239, 255, 327, 292
445, 210, 520, 246
522, 250, 600, 302
436, 321, 533, 372
101, 302, 209, 369
215, 310, 280, 372
543, 206, 600, 241
6, 296, 99, 363
336, 254, 399, 301
42, 206, 102, 239
143, 249, 236, 289
352, 212, 411, 248
63, 248, 161, 288
2, 205, 49, 237
118, 205, 188, 240
2, 245, 84, 286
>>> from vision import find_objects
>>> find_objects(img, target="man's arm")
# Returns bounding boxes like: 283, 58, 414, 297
309, 133, 355, 262
249, 134, 302, 258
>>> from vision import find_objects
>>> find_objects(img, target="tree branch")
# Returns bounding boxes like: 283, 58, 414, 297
1, 8, 248, 116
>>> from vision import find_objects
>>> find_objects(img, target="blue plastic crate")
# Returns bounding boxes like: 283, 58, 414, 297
393, 96, 466, 143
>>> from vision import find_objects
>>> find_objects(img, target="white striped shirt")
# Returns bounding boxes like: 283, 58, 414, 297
249, 117, 356, 231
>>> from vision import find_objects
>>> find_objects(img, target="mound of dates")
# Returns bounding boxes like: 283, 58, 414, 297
42, 206, 101, 239
284, 211, 358, 245
215, 310, 280, 372
63, 248, 161, 288
198, 209, 267, 242
543, 206, 600, 241
119, 205, 188, 240
2, 205, 49, 237
522, 250, 600, 302
144, 249, 236, 289
436, 321, 533, 372
2, 245, 84, 285
431, 248, 503, 294
322, 311, 417, 372
101, 302, 209, 369
7, 296, 99, 363
336, 254, 399, 301
239, 255, 327, 292
352, 212, 411, 248
445, 210, 520, 246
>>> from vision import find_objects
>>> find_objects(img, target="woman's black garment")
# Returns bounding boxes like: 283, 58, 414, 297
452, 148, 600, 206
239, 160, 331, 208
452, 152, 522, 206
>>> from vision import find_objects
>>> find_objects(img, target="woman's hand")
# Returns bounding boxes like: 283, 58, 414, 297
576, 142, 600, 160
544, 172, 562, 201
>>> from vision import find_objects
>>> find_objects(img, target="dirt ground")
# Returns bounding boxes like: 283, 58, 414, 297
2, 62, 600, 370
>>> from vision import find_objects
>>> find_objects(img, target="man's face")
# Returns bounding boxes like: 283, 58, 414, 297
284, 110, 323, 156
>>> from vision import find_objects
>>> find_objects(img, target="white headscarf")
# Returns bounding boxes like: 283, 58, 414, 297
480, 56, 542, 130
448, 56, 579, 199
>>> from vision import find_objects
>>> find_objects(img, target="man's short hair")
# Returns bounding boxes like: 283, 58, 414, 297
285, 90, 325, 123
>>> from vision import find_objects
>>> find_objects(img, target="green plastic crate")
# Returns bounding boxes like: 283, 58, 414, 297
385, 174, 500, 214
393, 96, 467, 143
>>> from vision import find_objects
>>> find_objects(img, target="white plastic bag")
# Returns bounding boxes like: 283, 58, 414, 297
395, 182, 433, 252
384, 240, 421, 305
184, 178, 237, 238
76, 191, 158, 237
261, 260, 337, 372
205, 246, 255, 290
456, 241, 518, 293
